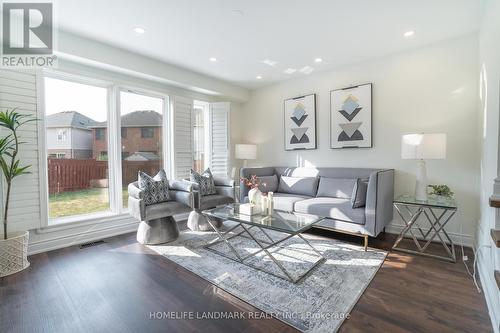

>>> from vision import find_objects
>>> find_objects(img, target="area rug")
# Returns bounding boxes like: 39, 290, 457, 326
148, 222, 387, 332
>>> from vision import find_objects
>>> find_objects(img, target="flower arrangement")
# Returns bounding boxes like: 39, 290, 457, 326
241, 175, 266, 190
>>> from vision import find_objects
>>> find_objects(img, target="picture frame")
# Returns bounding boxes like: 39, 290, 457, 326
330, 83, 372, 149
284, 94, 317, 150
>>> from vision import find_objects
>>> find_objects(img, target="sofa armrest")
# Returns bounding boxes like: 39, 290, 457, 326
128, 182, 143, 200
128, 196, 145, 220
239, 167, 277, 203
213, 176, 234, 187
365, 169, 395, 236
169, 179, 194, 192
169, 190, 195, 208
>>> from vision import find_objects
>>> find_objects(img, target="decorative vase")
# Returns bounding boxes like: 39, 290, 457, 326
248, 188, 263, 208
0, 231, 30, 277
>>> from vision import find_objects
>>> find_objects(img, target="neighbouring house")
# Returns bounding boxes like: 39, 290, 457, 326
46, 111, 98, 159
91, 110, 162, 161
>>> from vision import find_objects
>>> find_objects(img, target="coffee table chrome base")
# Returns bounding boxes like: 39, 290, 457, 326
203, 216, 326, 284
392, 202, 457, 262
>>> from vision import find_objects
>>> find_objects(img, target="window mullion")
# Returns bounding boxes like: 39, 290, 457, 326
107, 85, 122, 213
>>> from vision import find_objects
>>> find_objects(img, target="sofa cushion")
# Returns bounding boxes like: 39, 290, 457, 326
200, 194, 234, 210
351, 178, 369, 208
294, 197, 366, 224
272, 193, 312, 212
278, 176, 319, 197
257, 175, 279, 193
316, 177, 356, 199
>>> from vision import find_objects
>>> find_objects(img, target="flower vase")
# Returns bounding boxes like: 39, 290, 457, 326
248, 188, 263, 213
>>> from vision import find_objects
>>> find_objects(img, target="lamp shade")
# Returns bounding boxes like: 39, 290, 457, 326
401, 133, 446, 160
235, 144, 257, 160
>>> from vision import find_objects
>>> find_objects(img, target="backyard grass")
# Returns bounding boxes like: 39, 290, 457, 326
49, 188, 128, 218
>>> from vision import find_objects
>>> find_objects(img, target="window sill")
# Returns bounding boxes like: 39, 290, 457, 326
36, 212, 135, 234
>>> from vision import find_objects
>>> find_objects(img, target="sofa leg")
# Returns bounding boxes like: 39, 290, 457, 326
364, 235, 368, 251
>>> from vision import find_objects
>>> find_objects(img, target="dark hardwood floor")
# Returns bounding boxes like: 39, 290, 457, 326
0, 227, 493, 333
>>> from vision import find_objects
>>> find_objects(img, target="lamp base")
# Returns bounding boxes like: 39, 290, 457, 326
415, 159, 427, 201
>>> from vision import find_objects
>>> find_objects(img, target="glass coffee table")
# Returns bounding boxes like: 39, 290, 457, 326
202, 204, 326, 283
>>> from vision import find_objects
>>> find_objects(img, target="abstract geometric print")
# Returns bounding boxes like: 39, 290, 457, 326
284, 94, 316, 150
330, 83, 372, 148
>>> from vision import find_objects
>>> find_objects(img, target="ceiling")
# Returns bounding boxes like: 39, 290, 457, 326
55, 0, 483, 89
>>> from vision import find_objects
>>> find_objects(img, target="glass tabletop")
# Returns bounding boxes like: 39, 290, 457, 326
203, 204, 324, 234
394, 194, 457, 209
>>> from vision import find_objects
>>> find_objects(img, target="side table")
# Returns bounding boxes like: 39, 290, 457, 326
392, 194, 457, 262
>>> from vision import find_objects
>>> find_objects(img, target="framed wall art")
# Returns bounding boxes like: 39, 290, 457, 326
284, 94, 316, 150
330, 83, 372, 148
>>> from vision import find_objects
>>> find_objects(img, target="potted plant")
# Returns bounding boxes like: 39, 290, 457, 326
0, 109, 36, 277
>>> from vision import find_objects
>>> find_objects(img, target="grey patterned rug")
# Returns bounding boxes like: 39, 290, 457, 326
148, 222, 387, 332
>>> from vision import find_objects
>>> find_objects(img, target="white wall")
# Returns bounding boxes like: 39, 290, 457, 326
477, 0, 500, 331
240, 35, 480, 242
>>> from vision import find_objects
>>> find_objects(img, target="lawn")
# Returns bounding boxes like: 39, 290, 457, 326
49, 188, 128, 218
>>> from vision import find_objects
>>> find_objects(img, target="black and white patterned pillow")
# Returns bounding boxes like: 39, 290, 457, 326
138, 169, 171, 205
190, 168, 216, 196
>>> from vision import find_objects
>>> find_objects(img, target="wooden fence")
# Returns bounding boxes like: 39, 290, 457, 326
48, 159, 161, 194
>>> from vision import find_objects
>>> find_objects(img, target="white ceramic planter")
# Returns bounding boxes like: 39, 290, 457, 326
0, 231, 30, 277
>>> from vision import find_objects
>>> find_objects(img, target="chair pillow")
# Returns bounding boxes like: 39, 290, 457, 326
317, 177, 356, 199
278, 175, 319, 197
257, 175, 279, 193
190, 168, 217, 196
351, 178, 369, 208
138, 169, 171, 205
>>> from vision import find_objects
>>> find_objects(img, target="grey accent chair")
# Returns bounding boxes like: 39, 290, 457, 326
128, 180, 195, 245
240, 167, 394, 250
187, 176, 236, 231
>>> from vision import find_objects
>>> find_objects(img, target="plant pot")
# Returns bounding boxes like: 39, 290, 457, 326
0, 231, 30, 277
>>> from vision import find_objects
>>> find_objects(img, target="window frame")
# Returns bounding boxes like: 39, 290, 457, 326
116, 87, 170, 213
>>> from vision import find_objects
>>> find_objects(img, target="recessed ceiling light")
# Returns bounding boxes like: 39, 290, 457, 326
209, 57, 217, 62
404, 30, 415, 37
314, 58, 323, 63
284, 68, 297, 74
256, 75, 262, 80
133, 27, 145, 34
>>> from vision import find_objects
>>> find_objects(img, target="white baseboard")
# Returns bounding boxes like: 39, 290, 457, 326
385, 223, 474, 247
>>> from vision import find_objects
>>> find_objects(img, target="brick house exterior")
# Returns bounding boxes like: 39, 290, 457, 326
91, 110, 162, 160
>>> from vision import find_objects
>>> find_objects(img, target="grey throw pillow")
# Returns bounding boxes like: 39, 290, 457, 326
190, 168, 217, 196
138, 169, 171, 205
257, 175, 279, 193
351, 178, 369, 208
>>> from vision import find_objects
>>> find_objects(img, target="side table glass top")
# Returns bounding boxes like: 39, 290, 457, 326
394, 194, 457, 209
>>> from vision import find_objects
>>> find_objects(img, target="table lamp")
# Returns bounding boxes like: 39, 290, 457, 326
401, 133, 446, 201
232, 144, 257, 179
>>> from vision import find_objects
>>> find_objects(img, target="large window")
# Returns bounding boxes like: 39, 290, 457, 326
44, 76, 110, 221
42, 71, 229, 225
119, 90, 165, 209
193, 101, 209, 173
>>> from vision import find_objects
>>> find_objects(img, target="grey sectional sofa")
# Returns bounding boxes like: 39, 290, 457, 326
240, 167, 394, 249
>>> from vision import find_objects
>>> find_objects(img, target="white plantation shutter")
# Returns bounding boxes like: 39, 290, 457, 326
0, 69, 42, 233
209, 102, 230, 177
172, 96, 193, 180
